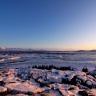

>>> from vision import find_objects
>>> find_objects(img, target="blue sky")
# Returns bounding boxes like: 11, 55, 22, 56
0, 0, 96, 50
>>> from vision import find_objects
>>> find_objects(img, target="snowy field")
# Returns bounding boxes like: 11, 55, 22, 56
0, 51, 96, 70
0, 51, 96, 96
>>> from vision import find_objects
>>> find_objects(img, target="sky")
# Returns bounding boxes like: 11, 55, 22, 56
0, 0, 96, 50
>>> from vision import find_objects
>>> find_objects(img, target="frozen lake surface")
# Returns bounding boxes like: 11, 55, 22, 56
0, 51, 96, 70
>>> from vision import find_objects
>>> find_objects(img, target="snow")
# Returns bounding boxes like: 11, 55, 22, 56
13, 94, 29, 96
5, 82, 49, 94
0, 76, 3, 81
88, 89, 96, 95
0, 59, 4, 62
8, 56, 20, 60
0, 47, 6, 50
0, 51, 96, 71
0, 51, 96, 95
49, 84, 79, 96
0, 66, 96, 95
0, 86, 7, 93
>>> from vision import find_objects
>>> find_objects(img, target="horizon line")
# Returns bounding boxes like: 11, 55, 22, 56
0, 47, 96, 51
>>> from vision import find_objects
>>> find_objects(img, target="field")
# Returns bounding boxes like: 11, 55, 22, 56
0, 51, 96, 96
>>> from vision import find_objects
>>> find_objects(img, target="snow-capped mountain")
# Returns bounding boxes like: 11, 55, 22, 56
0, 47, 6, 50
0, 47, 34, 51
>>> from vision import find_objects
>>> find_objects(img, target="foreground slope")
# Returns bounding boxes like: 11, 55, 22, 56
0, 65, 96, 96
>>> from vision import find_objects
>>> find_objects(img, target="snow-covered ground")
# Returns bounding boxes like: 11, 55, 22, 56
0, 65, 96, 96
0, 51, 96, 95
0, 51, 96, 70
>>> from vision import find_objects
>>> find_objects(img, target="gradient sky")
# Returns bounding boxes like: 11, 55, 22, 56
0, 0, 96, 50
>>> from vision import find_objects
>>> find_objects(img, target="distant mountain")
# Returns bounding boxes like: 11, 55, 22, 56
0, 47, 96, 52
5, 48, 35, 51
0, 47, 6, 50
0, 47, 35, 51
0, 47, 50, 51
